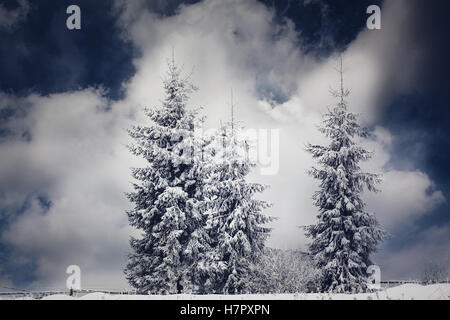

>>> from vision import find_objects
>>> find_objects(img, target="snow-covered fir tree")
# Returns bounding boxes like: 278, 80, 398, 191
204, 93, 274, 294
305, 58, 386, 293
125, 58, 212, 294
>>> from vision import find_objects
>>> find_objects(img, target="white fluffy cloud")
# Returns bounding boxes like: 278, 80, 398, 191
1, 89, 139, 289
362, 127, 445, 230
0, 0, 446, 288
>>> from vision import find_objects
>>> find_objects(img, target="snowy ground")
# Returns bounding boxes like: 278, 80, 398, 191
5, 284, 449, 300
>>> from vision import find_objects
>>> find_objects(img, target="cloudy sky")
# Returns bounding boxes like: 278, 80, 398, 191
1, 0, 449, 290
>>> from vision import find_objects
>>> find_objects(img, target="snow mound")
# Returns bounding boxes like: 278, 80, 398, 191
78, 292, 112, 300
39, 284, 450, 300
42, 294, 76, 300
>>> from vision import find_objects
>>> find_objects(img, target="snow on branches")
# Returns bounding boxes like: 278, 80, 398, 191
125, 58, 211, 294
125, 60, 273, 295
305, 58, 386, 293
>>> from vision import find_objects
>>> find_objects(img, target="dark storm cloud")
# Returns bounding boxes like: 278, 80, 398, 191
376, 1, 450, 238
380, 91, 450, 249
357, 0, 450, 278
0, 0, 135, 100
141, 0, 201, 16
0, 0, 30, 29
396, 0, 450, 92
259, 0, 383, 56
378, 0, 450, 165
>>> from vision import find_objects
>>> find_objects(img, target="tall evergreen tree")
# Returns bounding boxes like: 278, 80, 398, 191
305, 58, 386, 293
125, 58, 212, 294
204, 92, 274, 294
